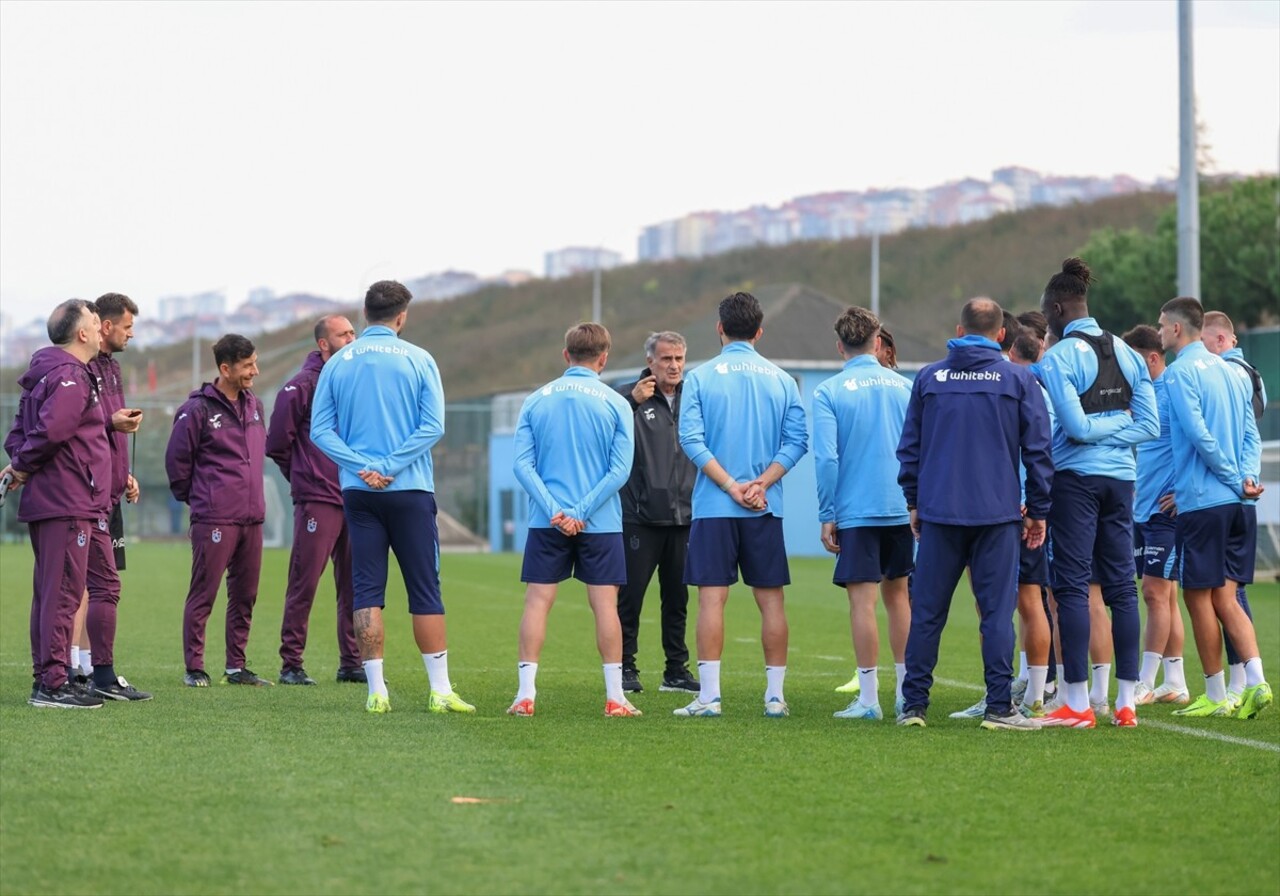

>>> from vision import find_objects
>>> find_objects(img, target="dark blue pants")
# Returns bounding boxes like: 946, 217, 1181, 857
1048, 471, 1140, 684
343, 489, 442, 615
903, 521, 1020, 715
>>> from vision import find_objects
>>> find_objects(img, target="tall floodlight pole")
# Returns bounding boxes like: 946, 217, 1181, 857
1177, 0, 1200, 298
592, 249, 602, 322
191, 317, 200, 392
870, 230, 881, 318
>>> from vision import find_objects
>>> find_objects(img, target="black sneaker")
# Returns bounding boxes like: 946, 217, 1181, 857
184, 669, 211, 687
660, 667, 700, 694
222, 668, 273, 686
94, 676, 153, 702
279, 667, 317, 686
896, 706, 927, 727
336, 667, 367, 683
622, 667, 643, 694
69, 672, 93, 696
31, 682, 104, 709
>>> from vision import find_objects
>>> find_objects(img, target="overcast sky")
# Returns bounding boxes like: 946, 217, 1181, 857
1, 0, 1277, 322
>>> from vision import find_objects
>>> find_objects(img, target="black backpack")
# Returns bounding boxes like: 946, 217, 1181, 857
1225, 357, 1265, 421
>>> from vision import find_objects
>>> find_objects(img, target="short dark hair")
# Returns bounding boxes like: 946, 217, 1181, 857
1016, 310, 1048, 342
565, 322, 611, 362
719, 291, 763, 340
365, 280, 412, 324
1000, 310, 1021, 352
1160, 296, 1204, 333
960, 297, 1004, 339
1043, 257, 1094, 306
834, 306, 879, 352
213, 333, 256, 368
94, 292, 139, 322
1122, 324, 1162, 355
1010, 329, 1042, 363
47, 299, 96, 345
313, 315, 342, 343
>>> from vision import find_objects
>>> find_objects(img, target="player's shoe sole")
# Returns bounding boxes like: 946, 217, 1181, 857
1171, 694, 1233, 717
1111, 706, 1138, 727
1040, 705, 1096, 728
833, 700, 882, 720
366, 693, 390, 714
428, 691, 476, 714
673, 698, 721, 717
605, 699, 642, 717
507, 698, 535, 717
1236, 682, 1272, 720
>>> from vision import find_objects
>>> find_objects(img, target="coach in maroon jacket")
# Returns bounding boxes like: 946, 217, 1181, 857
266, 315, 363, 685
2, 300, 110, 709
165, 334, 269, 688
83, 292, 150, 701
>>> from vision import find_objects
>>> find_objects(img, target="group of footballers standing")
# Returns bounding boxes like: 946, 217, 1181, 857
3, 263, 1269, 727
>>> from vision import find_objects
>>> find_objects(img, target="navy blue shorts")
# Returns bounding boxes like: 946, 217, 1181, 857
344, 489, 442, 614
521, 529, 626, 585
1177, 503, 1255, 590
832, 525, 914, 585
1135, 513, 1179, 582
1018, 540, 1050, 586
685, 515, 790, 588
1048, 470, 1136, 590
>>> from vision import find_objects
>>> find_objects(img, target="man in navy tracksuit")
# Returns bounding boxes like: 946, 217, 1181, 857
896, 298, 1053, 730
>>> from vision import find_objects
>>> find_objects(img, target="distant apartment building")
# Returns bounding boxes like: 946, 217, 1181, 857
406, 270, 484, 302
637, 168, 1153, 262
157, 290, 226, 323
544, 247, 622, 280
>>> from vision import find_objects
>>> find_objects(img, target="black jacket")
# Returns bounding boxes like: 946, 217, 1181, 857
616, 369, 695, 526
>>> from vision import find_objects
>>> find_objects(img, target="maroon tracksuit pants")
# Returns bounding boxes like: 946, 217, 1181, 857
85, 514, 121, 667
183, 522, 262, 672
28, 518, 96, 689
279, 501, 358, 671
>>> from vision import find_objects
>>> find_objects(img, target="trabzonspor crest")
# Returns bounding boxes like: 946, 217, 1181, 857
212, 528, 222, 544
306, 517, 318, 534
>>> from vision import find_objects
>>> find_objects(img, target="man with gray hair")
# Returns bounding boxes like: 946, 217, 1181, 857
615, 331, 699, 694
2, 300, 110, 708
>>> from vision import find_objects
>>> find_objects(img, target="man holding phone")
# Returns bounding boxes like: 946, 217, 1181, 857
81, 293, 150, 701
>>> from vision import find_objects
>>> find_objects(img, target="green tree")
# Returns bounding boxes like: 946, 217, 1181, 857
1080, 176, 1279, 331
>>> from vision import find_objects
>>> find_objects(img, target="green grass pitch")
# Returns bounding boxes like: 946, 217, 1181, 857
1, 542, 1277, 895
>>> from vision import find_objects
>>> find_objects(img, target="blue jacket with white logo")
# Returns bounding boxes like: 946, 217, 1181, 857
1165, 340, 1261, 513
1133, 374, 1176, 524
1035, 317, 1158, 481
898, 336, 1053, 526
311, 325, 444, 494
813, 354, 912, 528
514, 366, 634, 533
679, 341, 809, 519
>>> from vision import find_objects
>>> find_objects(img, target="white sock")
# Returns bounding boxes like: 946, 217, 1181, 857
1244, 657, 1265, 688
1089, 663, 1111, 704
1066, 680, 1090, 712
764, 665, 786, 703
1163, 656, 1186, 690
364, 658, 387, 698
1055, 664, 1066, 691
857, 667, 878, 708
70, 647, 80, 670
422, 650, 451, 694
697, 661, 721, 703
1139, 651, 1162, 688
894, 663, 906, 704
1028, 666, 1048, 706
603, 663, 624, 703
1227, 662, 1246, 695
516, 662, 538, 701
225, 667, 241, 675
80, 650, 92, 675
1205, 670, 1227, 703
1016, 651, 1028, 681
1116, 679, 1136, 711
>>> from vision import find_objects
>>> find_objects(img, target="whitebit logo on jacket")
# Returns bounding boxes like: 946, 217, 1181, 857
935, 369, 1001, 383
77, 529, 87, 548
1074, 341, 1090, 353
715, 363, 730, 374
541, 386, 554, 396
211, 527, 222, 544
1194, 359, 1208, 370
306, 517, 317, 533
934, 369, 949, 382
843, 377, 860, 391
209, 413, 222, 430
643, 407, 656, 421
342, 347, 355, 361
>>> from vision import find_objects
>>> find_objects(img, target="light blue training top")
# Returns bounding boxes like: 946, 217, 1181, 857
513, 365, 634, 533
1133, 374, 1177, 524
679, 340, 809, 519
1165, 340, 1261, 513
812, 354, 912, 528
1034, 317, 1158, 481
311, 325, 444, 493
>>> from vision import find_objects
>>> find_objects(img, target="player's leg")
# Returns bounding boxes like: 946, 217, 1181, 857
512, 527, 574, 715
656, 525, 697, 692
223, 523, 267, 686
972, 522, 1031, 727
330, 516, 362, 681
1088, 584, 1113, 716
741, 516, 791, 717
617, 522, 660, 692
675, 518, 736, 715
576, 531, 634, 715
183, 522, 236, 686
1046, 471, 1100, 717
344, 490, 392, 709
901, 521, 969, 723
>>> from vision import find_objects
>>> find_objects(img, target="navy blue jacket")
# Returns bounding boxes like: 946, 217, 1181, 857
897, 336, 1053, 526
